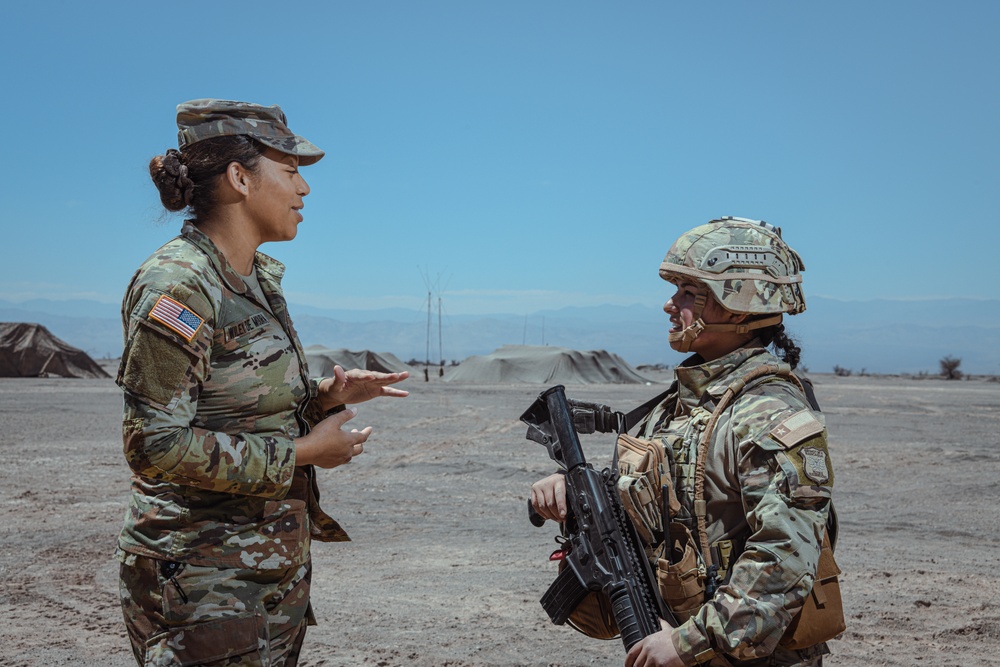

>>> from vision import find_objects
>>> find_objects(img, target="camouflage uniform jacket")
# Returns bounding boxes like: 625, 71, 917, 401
116, 221, 347, 571
639, 345, 833, 666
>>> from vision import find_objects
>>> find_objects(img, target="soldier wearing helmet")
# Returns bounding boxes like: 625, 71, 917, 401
532, 217, 838, 667
660, 216, 806, 360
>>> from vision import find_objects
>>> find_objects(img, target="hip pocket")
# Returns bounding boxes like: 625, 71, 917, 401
143, 612, 265, 667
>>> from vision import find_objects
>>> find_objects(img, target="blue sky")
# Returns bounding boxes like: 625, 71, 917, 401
1, 1, 997, 316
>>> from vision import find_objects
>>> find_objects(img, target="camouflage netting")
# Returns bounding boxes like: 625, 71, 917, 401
0, 322, 111, 378
443, 345, 653, 384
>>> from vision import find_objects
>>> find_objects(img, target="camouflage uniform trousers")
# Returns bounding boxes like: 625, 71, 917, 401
719, 643, 827, 667
119, 552, 314, 666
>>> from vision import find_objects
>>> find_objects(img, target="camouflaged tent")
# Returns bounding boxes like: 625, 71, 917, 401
0, 322, 111, 378
304, 346, 413, 376
443, 345, 652, 384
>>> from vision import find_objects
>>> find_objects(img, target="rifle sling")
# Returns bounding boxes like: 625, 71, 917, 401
621, 386, 674, 433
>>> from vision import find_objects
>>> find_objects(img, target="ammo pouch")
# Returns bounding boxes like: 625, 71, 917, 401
656, 520, 708, 623
559, 434, 676, 639
616, 434, 708, 622
616, 434, 674, 549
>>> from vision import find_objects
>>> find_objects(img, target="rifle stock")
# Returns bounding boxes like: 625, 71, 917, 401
521, 385, 675, 651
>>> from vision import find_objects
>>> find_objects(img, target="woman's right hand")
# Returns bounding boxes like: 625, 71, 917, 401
530, 473, 568, 522
294, 408, 372, 469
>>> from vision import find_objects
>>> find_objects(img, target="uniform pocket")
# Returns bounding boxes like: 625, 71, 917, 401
780, 532, 846, 650
143, 613, 265, 667
656, 521, 707, 623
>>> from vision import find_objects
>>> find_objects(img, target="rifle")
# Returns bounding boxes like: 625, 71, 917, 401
520, 385, 676, 652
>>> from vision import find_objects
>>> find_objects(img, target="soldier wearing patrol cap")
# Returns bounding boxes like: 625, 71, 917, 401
116, 99, 409, 666
531, 217, 839, 667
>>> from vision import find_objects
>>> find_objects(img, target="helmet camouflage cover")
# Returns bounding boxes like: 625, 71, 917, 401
660, 216, 806, 316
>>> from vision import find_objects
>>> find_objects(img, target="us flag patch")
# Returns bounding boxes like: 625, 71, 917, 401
149, 295, 204, 342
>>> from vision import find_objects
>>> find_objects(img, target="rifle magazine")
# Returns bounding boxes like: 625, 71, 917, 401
540, 563, 591, 626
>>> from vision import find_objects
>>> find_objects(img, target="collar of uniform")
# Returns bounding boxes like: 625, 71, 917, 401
180, 221, 285, 293
702, 343, 782, 400
252, 251, 287, 313
675, 344, 770, 408
253, 251, 286, 282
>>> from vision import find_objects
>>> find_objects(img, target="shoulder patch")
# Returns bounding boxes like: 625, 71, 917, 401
800, 446, 831, 484
148, 295, 205, 343
769, 409, 824, 449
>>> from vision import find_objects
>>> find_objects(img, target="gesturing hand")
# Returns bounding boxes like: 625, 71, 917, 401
295, 407, 372, 469
318, 366, 409, 410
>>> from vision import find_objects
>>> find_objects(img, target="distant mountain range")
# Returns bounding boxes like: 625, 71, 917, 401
2, 296, 998, 375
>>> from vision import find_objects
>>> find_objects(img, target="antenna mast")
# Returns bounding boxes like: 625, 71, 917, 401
425, 290, 431, 366
419, 267, 451, 369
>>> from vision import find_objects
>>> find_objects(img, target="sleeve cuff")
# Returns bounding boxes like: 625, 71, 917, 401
243, 433, 297, 498
672, 621, 717, 665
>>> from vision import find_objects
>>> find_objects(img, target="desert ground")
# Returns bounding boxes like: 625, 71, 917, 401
1, 369, 999, 667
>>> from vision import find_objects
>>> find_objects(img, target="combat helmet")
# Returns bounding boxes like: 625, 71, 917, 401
660, 216, 806, 352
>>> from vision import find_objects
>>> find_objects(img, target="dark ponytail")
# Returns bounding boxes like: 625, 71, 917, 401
758, 321, 802, 370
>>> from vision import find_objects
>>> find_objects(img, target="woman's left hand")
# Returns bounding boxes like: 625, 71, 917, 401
318, 366, 409, 409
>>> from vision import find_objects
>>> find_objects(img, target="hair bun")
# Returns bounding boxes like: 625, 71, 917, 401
162, 148, 195, 207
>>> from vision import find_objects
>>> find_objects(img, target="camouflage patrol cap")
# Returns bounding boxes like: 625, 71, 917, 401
176, 99, 324, 165
660, 216, 807, 315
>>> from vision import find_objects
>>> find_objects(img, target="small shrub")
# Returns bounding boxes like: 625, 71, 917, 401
833, 365, 852, 377
940, 356, 963, 380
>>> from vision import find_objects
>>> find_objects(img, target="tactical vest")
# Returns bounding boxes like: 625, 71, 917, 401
569, 361, 844, 654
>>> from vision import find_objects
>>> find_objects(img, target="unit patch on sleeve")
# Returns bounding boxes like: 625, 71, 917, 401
148, 295, 205, 343
799, 446, 831, 484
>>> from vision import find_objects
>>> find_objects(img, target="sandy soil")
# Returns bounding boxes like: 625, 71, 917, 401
1, 371, 999, 667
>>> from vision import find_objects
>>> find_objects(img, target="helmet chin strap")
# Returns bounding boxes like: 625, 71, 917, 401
668, 286, 784, 353
669, 289, 709, 353
668, 318, 705, 353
